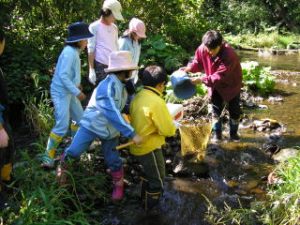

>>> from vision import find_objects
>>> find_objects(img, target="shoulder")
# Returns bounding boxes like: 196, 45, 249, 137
89, 20, 100, 32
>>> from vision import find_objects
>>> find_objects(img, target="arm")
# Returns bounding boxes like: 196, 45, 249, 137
151, 102, 176, 137
97, 81, 135, 138
0, 104, 8, 148
185, 47, 204, 73
59, 53, 81, 96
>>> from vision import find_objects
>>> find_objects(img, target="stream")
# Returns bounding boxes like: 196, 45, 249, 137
99, 50, 300, 225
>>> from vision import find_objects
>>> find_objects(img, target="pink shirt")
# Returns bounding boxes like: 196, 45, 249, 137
88, 20, 119, 65
188, 43, 242, 101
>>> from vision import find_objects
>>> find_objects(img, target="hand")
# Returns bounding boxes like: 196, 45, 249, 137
132, 134, 143, 146
183, 66, 192, 73
89, 68, 96, 85
77, 92, 86, 101
0, 127, 9, 148
190, 76, 202, 85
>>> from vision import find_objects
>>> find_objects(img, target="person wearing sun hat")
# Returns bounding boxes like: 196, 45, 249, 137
119, 18, 147, 84
58, 51, 143, 201
87, 0, 124, 86
41, 22, 93, 168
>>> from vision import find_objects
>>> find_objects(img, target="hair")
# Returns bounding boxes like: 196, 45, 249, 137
65, 41, 81, 48
0, 29, 5, 43
139, 65, 168, 87
202, 30, 223, 49
99, 8, 113, 18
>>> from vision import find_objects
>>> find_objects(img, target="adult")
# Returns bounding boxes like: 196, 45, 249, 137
184, 30, 242, 142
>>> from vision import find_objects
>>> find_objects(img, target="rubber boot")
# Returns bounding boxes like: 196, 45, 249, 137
70, 123, 79, 138
1, 163, 12, 181
229, 119, 240, 142
41, 132, 63, 168
211, 117, 222, 142
144, 191, 161, 211
111, 168, 124, 201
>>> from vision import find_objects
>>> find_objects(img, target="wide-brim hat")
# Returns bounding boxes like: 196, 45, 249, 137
170, 70, 196, 99
66, 22, 93, 43
129, 18, 146, 38
104, 51, 139, 73
103, 0, 124, 21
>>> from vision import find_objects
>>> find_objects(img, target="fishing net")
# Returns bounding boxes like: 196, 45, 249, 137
179, 119, 212, 161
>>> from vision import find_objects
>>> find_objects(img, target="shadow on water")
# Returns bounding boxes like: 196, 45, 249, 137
101, 53, 300, 225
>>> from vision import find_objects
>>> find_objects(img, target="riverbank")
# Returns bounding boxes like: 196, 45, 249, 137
225, 32, 300, 52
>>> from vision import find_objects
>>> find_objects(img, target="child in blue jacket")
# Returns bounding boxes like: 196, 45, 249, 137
58, 51, 142, 201
41, 22, 93, 168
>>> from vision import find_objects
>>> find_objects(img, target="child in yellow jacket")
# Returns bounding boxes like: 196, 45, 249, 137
130, 65, 176, 211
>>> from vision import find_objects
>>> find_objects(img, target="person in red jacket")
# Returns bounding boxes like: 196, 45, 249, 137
184, 30, 242, 142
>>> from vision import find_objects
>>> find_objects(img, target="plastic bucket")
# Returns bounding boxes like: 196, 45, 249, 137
170, 70, 196, 99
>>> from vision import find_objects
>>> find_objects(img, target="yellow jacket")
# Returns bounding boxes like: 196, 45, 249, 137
129, 86, 176, 156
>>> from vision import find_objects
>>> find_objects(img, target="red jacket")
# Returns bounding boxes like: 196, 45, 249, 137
188, 43, 242, 101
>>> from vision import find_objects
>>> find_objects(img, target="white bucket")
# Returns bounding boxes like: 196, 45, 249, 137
167, 103, 184, 121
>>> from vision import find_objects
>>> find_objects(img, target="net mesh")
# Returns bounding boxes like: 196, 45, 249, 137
179, 119, 212, 161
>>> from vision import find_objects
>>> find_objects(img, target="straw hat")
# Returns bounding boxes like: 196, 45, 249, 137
66, 22, 93, 43
129, 18, 146, 38
102, 0, 124, 21
104, 51, 139, 73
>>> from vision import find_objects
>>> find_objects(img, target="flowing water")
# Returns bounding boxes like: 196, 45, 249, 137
101, 51, 300, 225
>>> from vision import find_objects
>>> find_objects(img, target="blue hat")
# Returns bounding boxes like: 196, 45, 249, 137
170, 70, 196, 99
66, 22, 93, 43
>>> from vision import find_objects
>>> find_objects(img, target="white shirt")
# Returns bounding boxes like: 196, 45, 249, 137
87, 20, 119, 65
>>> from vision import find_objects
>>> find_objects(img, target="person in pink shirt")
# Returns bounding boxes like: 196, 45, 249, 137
87, 0, 124, 86
184, 30, 242, 142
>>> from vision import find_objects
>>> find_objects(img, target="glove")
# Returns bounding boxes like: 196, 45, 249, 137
0, 127, 9, 148
89, 68, 96, 85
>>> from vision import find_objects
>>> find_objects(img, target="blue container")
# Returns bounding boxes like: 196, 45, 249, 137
170, 70, 196, 99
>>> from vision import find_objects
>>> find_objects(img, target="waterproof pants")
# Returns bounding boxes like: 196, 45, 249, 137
65, 126, 122, 172
50, 90, 83, 137
211, 90, 241, 132
135, 149, 165, 193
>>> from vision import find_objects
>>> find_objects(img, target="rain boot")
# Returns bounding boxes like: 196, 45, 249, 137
144, 191, 161, 211
211, 118, 222, 143
111, 168, 124, 201
1, 163, 12, 181
229, 119, 240, 142
70, 123, 79, 138
41, 132, 63, 168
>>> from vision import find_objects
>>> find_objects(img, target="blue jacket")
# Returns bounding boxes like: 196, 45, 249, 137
50, 45, 81, 96
80, 74, 135, 139
118, 36, 141, 67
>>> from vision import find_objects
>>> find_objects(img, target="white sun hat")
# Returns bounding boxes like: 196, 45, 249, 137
102, 0, 124, 21
104, 51, 139, 73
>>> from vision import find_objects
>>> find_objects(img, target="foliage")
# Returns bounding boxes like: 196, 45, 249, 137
1, 148, 108, 224
140, 35, 189, 73
241, 61, 275, 95
225, 32, 300, 49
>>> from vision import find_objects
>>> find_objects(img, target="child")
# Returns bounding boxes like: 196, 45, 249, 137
129, 65, 176, 211
185, 30, 242, 142
59, 51, 142, 201
88, 0, 124, 85
41, 22, 93, 168
0, 29, 15, 208
118, 17, 146, 85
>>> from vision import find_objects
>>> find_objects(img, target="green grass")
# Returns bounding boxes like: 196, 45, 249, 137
225, 32, 300, 49
1, 144, 108, 225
